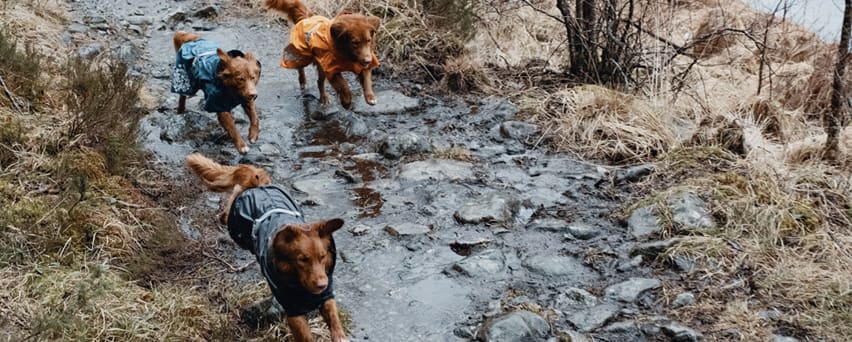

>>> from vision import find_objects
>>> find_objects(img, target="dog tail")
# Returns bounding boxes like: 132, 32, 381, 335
185, 153, 241, 192
265, 0, 312, 24
173, 31, 202, 52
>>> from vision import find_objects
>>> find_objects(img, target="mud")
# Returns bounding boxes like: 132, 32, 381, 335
65, 1, 672, 340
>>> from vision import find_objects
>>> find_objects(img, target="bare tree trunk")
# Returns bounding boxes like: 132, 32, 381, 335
825, 0, 852, 160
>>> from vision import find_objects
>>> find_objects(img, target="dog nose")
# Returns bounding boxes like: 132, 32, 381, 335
248, 94, 258, 101
314, 278, 328, 291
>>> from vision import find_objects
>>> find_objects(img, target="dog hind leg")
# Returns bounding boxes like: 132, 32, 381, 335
298, 67, 307, 91
178, 95, 188, 113
316, 65, 329, 106
329, 73, 352, 110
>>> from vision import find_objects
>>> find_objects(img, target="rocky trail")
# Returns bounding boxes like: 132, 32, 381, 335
64, 1, 708, 341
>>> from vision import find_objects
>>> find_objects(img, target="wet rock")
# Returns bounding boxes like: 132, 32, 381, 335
126, 15, 153, 25
615, 164, 655, 184
115, 43, 141, 66
258, 143, 280, 156
630, 238, 679, 258
192, 21, 219, 31
67, 23, 89, 33
527, 218, 567, 232
562, 330, 590, 342
84, 15, 106, 24
384, 222, 430, 237
617, 255, 643, 272
451, 249, 506, 277
668, 192, 714, 231
603, 321, 640, 334
454, 193, 518, 225
500, 121, 539, 142
398, 159, 474, 182
353, 90, 420, 115
378, 132, 431, 159
333, 169, 357, 183
165, 9, 188, 25
485, 300, 502, 318
448, 237, 491, 256
628, 206, 660, 239
478, 98, 518, 123
77, 43, 104, 59
604, 278, 662, 303
671, 292, 695, 309
771, 335, 799, 342
480, 310, 550, 342
241, 297, 284, 328
524, 187, 568, 207
291, 177, 343, 197
193, 5, 223, 18
556, 287, 598, 308
758, 308, 783, 321
567, 303, 620, 332
349, 224, 370, 236
127, 25, 144, 35
567, 222, 600, 240
453, 326, 476, 339
661, 322, 703, 342
524, 254, 595, 278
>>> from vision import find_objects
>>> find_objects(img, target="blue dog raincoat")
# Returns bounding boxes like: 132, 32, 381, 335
227, 185, 336, 316
171, 39, 248, 113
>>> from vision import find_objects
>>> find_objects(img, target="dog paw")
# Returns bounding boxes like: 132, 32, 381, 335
365, 97, 377, 106
238, 145, 250, 154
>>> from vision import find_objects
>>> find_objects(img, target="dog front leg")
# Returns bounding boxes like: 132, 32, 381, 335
178, 95, 187, 113
320, 299, 349, 342
298, 67, 307, 91
316, 66, 329, 106
358, 69, 376, 106
217, 111, 249, 154
286, 315, 315, 342
329, 73, 352, 110
242, 101, 259, 144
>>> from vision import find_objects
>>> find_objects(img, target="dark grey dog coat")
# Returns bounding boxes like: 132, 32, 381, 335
227, 185, 335, 316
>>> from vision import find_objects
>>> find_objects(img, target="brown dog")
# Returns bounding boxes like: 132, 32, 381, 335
266, 0, 380, 109
185, 154, 349, 342
172, 32, 262, 154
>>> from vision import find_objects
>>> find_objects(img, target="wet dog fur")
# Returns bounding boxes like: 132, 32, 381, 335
173, 31, 262, 154
185, 153, 349, 342
265, 0, 380, 109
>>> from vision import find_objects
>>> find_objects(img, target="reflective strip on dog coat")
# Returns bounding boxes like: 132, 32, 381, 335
227, 185, 336, 316
280, 15, 380, 77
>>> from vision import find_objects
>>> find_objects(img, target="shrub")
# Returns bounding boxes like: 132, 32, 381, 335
0, 27, 45, 110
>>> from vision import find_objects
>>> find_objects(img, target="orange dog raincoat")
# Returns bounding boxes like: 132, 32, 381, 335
280, 15, 380, 78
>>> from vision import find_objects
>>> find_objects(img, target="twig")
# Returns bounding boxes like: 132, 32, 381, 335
0, 73, 24, 114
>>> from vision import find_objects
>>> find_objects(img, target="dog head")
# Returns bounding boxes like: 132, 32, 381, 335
271, 218, 344, 294
330, 14, 380, 69
216, 49, 262, 102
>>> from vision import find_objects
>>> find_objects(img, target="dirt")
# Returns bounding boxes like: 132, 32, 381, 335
63, 1, 679, 340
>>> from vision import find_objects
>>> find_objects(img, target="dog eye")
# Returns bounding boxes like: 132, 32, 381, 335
298, 256, 309, 263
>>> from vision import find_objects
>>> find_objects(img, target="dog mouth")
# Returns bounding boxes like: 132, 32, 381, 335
359, 61, 371, 68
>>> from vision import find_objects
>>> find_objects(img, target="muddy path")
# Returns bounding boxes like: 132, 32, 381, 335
66, 1, 677, 341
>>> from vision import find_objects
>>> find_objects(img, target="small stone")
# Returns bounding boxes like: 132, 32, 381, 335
334, 169, 357, 183
127, 24, 144, 35
352, 152, 382, 161
604, 278, 662, 303
524, 254, 597, 279
67, 23, 89, 33
527, 218, 567, 232
191, 22, 218, 31
349, 224, 370, 236
353, 90, 420, 115
84, 15, 106, 24
562, 330, 590, 342
259, 143, 280, 156
661, 322, 703, 342
668, 192, 714, 231
77, 43, 104, 59
617, 255, 643, 272
378, 132, 431, 159
398, 159, 474, 182
674, 255, 696, 273
615, 164, 655, 184
671, 292, 695, 309
485, 300, 502, 318
165, 9, 188, 24
603, 321, 639, 334
567, 303, 620, 332
480, 310, 550, 342
452, 249, 506, 277
567, 222, 600, 240
630, 239, 679, 258
126, 15, 153, 25
193, 5, 223, 18
384, 222, 430, 237
758, 309, 783, 321
500, 120, 539, 142
454, 193, 519, 225
771, 335, 799, 342
453, 326, 476, 339
628, 206, 660, 239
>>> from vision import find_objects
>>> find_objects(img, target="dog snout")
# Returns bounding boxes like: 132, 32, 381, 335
247, 93, 258, 101
313, 277, 328, 293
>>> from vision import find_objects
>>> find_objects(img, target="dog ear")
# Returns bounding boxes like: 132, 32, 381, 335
367, 16, 380, 31
319, 218, 344, 236
216, 48, 231, 64
244, 52, 262, 73
274, 225, 300, 244
330, 20, 349, 43
227, 49, 245, 58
